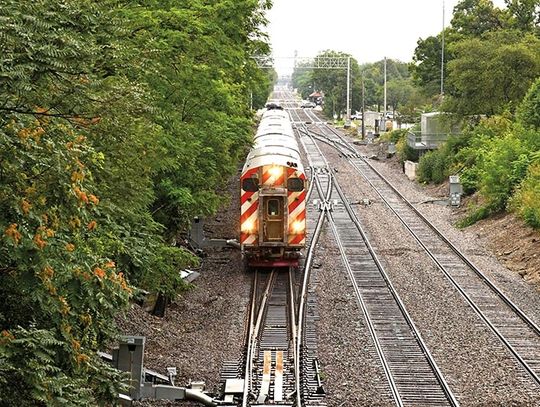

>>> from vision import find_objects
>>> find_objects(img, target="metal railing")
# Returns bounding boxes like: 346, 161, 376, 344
406, 131, 459, 150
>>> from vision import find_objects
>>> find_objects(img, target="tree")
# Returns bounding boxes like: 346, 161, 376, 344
387, 78, 415, 114
504, 0, 540, 33
443, 31, 540, 116
450, 0, 506, 37
410, 34, 448, 97
0, 0, 272, 403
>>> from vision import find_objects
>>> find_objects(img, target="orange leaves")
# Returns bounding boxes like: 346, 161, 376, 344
21, 199, 31, 215
4, 223, 22, 245
79, 313, 92, 326
72, 116, 101, 127
0, 330, 15, 345
69, 216, 81, 229
87, 220, 97, 231
65, 243, 75, 252
71, 170, 85, 183
58, 296, 70, 315
93, 267, 106, 280
88, 194, 99, 205
73, 186, 89, 204
73, 187, 99, 206
16, 126, 45, 142
71, 338, 81, 351
33, 234, 47, 249
42, 266, 54, 280
33, 226, 54, 250
109, 270, 132, 293
76, 353, 90, 365
17, 127, 31, 140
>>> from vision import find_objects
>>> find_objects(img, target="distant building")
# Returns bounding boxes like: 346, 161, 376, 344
308, 91, 324, 105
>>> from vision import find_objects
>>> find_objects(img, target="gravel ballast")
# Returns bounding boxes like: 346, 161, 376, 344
122, 120, 540, 406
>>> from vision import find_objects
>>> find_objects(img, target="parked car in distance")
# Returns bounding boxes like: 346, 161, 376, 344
351, 112, 362, 120
301, 100, 316, 108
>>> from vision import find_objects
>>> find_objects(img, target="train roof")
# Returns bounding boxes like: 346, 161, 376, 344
242, 109, 304, 174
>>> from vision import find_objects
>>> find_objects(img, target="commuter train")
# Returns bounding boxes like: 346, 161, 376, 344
240, 105, 307, 268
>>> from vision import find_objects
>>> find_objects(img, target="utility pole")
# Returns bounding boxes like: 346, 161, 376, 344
346, 56, 351, 120
383, 56, 387, 132
361, 71, 365, 139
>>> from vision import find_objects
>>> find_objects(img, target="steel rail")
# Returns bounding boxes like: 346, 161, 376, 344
241, 271, 258, 407
329, 172, 459, 406
293, 122, 331, 407
315, 122, 540, 387
349, 157, 540, 387
304, 127, 457, 406
242, 270, 276, 407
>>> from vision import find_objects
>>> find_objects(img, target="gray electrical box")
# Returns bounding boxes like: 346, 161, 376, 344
449, 175, 462, 206
113, 336, 145, 399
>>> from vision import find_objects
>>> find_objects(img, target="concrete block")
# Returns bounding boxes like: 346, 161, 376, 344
404, 160, 418, 180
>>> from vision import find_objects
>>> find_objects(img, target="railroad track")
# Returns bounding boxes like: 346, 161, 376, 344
294, 119, 459, 406
219, 96, 327, 407
243, 269, 296, 406
310, 119, 540, 388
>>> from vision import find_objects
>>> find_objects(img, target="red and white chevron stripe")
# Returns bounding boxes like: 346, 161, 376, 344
287, 169, 306, 245
241, 168, 259, 245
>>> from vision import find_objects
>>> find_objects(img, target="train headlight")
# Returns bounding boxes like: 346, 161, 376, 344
242, 219, 256, 233
291, 220, 305, 234
268, 165, 282, 179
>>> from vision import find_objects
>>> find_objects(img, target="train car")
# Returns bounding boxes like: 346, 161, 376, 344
240, 107, 307, 268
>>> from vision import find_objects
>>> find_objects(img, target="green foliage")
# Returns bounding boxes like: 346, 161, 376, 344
452, 112, 540, 228
0, 0, 271, 403
292, 53, 413, 116
516, 77, 540, 130
457, 204, 494, 228
381, 129, 408, 144
444, 31, 540, 116
411, 33, 451, 97
511, 156, 540, 228
0, 327, 128, 404
411, 0, 540, 108
394, 131, 420, 163
418, 149, 450, 184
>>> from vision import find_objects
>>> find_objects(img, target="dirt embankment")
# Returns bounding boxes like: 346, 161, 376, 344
466, 213, 540, 286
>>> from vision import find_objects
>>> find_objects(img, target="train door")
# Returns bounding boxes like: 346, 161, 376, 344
262, 196, 284, 242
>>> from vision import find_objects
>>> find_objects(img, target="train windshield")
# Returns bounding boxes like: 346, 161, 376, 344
287, 177, 304, 192
242, 178, 259, 192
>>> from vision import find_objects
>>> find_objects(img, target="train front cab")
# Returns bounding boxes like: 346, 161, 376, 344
240, 165, 306, 269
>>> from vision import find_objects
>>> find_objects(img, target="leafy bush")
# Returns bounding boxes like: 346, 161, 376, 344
516, 77, 540, 130
396, 136, 420, 163
418, 149, 449, 183
511, 156, 540, 229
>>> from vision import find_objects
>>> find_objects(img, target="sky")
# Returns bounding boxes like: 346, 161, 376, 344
265, 0, 507, 75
